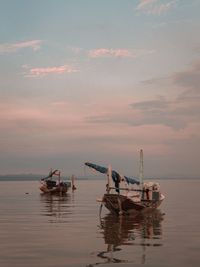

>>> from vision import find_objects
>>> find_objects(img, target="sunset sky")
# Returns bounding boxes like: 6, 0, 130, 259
0, 0, 200, 178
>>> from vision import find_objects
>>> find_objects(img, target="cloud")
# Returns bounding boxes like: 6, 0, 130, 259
85, 95, 188, 130
136, 0, 178, 15
88, 48, 155, 58
130, 97, 199, 130
0, 40, 42, 54
130, 97, 185, 129
136, 0, 158, 10
141, 59, 200, 98
173, 59, 200, 95
70, 46, 83, 54
89, 49, 132, 58
23, 64, 79, 77
194, 44, 200, 54
128, 59, 200, 130
85, 74, 200, 131
0, 101, 83, 138
132, 97, 169, 110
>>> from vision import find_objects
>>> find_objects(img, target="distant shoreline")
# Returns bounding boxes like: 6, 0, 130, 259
0, 175, 199, 181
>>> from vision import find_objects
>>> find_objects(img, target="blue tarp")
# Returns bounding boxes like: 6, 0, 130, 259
85, 162, 140, 185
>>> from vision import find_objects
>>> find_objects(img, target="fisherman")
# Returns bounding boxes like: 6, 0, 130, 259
106, 183, 110, 193
114, 171, 120, 194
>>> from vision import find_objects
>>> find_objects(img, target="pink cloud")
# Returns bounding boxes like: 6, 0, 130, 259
136, 0, 177, 15
88, 49, 132, 58
88, 48, 154, 58
136, 0, 158, 10
0, 40, 42, 54
24, 64, 79, 77
149, 1, 177, 15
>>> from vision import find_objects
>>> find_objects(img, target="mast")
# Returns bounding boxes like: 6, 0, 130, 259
139, 149, 144, 188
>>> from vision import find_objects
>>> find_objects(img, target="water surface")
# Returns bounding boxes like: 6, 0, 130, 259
0, 179, 199, 267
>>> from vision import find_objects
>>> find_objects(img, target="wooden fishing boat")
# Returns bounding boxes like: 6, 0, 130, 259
39, 169, 71, 195
85, 150, 165, 215
102, 190, 165, 215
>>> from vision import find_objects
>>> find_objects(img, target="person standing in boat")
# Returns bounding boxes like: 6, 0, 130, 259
114, 172, 120, 193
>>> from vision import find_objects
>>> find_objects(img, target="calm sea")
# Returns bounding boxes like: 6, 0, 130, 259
0, 179, 200, 267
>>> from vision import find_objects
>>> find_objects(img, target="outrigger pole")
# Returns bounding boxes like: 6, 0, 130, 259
107, 164, 112, 193
139, 149, 144, 190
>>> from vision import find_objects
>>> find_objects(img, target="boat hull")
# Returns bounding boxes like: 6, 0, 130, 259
40, 182, 71, 195
102, 193, 164, 215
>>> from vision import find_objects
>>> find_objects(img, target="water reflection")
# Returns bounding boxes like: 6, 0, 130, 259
40, 193, 74, 222
92, 210, 164, 266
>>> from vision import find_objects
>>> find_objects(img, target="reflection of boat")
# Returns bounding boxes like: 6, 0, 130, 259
85, 150, 165, 215
94, 210, 164, 265
39, 169, 71, 195
100, 210, 164, 245
40, 193, 73, 222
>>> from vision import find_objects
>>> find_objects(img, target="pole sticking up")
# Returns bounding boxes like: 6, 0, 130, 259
139, 149, 144, 189
107, 164, 112, 193
71, 174, 77, 190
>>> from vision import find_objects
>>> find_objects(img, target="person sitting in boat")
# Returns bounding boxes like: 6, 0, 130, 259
106, 183, 110, 193
113, 171, 121, 193
146, 188, 150, 200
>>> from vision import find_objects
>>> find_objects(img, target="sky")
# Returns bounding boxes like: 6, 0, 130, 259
0, 0, 200, 178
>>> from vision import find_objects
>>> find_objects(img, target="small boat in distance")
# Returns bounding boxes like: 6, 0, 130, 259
39, 169, 71, 195
85, 150, 165, 215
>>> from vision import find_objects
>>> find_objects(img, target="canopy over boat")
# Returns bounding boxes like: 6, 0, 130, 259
84, 162, 140, 185
41, 169, 60, 181
85, 151, 165, 215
